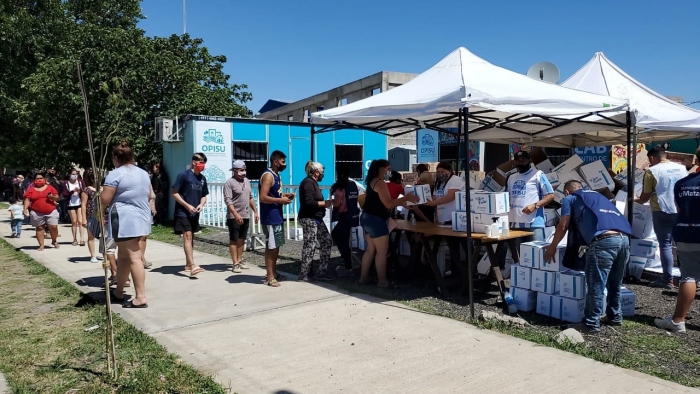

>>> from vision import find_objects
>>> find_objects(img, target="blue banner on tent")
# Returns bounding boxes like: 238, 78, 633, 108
416, 129, 439, 162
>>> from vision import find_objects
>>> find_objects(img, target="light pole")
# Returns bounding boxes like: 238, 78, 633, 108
182, 0, 186, 34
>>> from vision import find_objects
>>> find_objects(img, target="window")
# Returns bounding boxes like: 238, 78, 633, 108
335, 145, 364, 179
338, 98, 348, 106
233, 142, 268, 181
287, 115, 294, 121
371, 87, 381, 96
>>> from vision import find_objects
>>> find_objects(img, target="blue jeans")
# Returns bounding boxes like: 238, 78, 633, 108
583, 234, 630, 330
499, 226, 545, 267
652, 211, 677, 283
11, 219, 22, 236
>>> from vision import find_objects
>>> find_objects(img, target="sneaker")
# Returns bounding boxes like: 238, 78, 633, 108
650, 279, 674, 289
315, 272, 334, 281
567, 323, 600, 334
231, 264, 242, 273
600, 315, 622, 326
143, 260, 153, 269
655, 316, 686, 333
335, 266, 354, 277
238, 262, 250, 269
90, 257, 99, 263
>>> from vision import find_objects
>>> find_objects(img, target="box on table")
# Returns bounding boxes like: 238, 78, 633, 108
551, 154, 584, 174
560, 296, 586, 323
471, 213, 509, 233
510, 264, 532, 289
620, 287, 636, 317
531, 269, 558, 294
536, 292, 562, 319
451, 211, 469, 232
630, 239, 658, 258
520, 241, 547, 269
407, 184, 432, 205
455, 191, 468, 212
558, 271, 586, 299
471, 192, 509, 214
628, 256, 646, 280
579, 160, 615, 191
480, 171, 506, 192
540, 245, 567, 272
631, 203, 653, 239
510, 287, 537, 312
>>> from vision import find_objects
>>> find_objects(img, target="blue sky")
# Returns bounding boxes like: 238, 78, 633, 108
139, 0, 700, 113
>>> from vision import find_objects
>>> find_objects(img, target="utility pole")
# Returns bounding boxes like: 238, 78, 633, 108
182, 0, 187, 34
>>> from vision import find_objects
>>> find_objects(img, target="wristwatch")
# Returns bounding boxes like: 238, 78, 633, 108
535, 203, 540, 209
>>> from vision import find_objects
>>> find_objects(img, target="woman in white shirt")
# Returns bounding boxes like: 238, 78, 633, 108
424, 162, 464, 224
61, 168, 87, 246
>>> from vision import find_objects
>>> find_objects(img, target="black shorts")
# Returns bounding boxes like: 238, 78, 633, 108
67, 205, 80, 211
227, 218, 250, 242
174, 216, 200, 234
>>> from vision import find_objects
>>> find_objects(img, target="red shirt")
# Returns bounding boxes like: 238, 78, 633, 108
386, 182, 404, 200
24, 185, 58, 215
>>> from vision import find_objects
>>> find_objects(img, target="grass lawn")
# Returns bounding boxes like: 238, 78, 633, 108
0, 238, 229, 393
0, 202, 8, 209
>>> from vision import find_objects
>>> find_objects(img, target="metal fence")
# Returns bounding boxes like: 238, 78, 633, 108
199, 183, 332, 240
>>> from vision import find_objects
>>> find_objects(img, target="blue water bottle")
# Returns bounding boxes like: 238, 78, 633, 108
504, 292, 518, 314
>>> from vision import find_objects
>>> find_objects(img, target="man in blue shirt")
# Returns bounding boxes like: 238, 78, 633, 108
655, 147, 700, 333
545, 180, 632, 334
172, 153, 209, 277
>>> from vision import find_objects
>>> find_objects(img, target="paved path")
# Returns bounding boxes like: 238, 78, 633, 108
3, 213, 698, 394
0, 372, 7, 394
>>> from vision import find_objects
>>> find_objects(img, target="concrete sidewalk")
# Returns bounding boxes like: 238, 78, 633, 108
2, 214, 698, 394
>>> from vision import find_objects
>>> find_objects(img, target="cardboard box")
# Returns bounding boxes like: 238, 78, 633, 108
435, 243, 467, 276
480, 171, 506, 192
553, 171, 589, 202
471, 213, 509, 234
536, 159, 555, 174
631, 203, 653, 239
540, 244, 567, 272
351, 227, 366, 251
520, 241, 547, 269
560, 296, 586, 323
551, 154, 584, 174
510, 287, 537, 312
451, 211, 469, 232
628, 256, 646, 280
544, 226, 555, 241
408, 184, 432, 205
471, 192, 509, 214
477, 253, 491, 275
400, 172, 418, 184
460, 171, 486, 188
545, 172, 560, 189
537, 293, 562, 319
630, 239, 658, 258
559, 271, 587, 299
531, 269, 558, 294
497, 161, 517, 178
455, 191, 468, 212
544, 208, 559, 227
596, 187, 615, 200
620, 287, 636, 317
615, 168, 645, 187
510, 264, 532, 289
579, 160, 615, 191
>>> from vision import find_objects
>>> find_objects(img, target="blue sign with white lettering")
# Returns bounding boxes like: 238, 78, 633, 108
416, 129, 438, 162
574, 146, 610, 168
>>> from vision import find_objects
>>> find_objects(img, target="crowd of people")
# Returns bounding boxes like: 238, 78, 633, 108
5, 144, 700, 335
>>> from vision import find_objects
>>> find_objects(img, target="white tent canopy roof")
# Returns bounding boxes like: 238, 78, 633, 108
311, 47, 632, 148
562, 52, 700, 134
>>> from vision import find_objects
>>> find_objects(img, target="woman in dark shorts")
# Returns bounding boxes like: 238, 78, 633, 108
62, 168, 87, 246
359, 159, 418, 288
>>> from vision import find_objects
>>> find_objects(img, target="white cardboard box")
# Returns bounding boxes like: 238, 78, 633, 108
408, 184, 432, 205
470, 192, 509, 214
520, 241, 548, 269
630, 239, 658, 258
455, 191, 468, 212
510, 264, 532, 289
471, 213, 509, 234
621, 287, 636, 317
558, 271, 587, 299
628, 256, 647, 280
536, 293, 562, 319
579, 160, 615, 191
451, 211, 469, 232
544, 226, 555, 241
545, 172, 560, 189
560, 296, 586, 323
544, 208, 559, 227
540, 245, 568, 272
531, 269, 558, 294
631, 203, 653, 239
510, 287, 537, 312
615, 168, 645, 187
536, 159, 555, 174
351, 227, 365, 251
480, 175, 505, 193
477, 253, 491, 275
552, 154, 584, 174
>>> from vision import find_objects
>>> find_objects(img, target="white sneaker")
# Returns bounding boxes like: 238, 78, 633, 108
654, 316, 686, 333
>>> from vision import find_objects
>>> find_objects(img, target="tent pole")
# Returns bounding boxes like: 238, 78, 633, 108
462, 107, 474, 320
310, 124, 315, 161
625, 111, 633, 226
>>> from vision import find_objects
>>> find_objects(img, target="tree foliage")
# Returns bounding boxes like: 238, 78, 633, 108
0, 0, 251, 170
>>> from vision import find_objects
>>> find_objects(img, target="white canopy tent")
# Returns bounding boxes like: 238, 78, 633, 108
562, 52, 700, 135
311, 47, 632, 149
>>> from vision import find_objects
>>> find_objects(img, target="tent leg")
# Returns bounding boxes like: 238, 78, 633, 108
625, 111, 633, 226
310, 124, 315, 161
462, 107, 475, 320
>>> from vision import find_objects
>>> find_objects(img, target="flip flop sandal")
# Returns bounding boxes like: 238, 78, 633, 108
190, 267, 205, 276
72, 241, 78, 246
79, 241, 86, 246
232, 264, 242, 273
265, 278, 281, 287
122, 300, 148, 308
110, 289, 125, 303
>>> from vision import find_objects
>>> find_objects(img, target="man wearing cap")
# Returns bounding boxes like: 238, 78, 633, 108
506, 150, 555, 241
635, 147, 688, 289
224, 160, 259, 273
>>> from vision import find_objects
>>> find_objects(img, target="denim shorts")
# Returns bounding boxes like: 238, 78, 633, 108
360, 213, 389, 239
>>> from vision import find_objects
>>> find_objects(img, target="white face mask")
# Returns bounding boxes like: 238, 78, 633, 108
70, 174, 78, 181
237, 170, 246, 178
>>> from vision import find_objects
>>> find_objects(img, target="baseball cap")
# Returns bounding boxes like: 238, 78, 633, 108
231, 160, 246, 170
513, 151, 530, 160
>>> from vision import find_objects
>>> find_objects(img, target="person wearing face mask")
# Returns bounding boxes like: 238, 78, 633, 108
172, 152, 210, 277
259, 150, 295, 287
506, 150, 555, 242
224, 160, 259, 273
151, 161, 170, 226
23, 171, 61, 250
424, 162, 464, 224
359, 159, 419, 288
62, 168, 87, 246
297, 161, 334, 281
